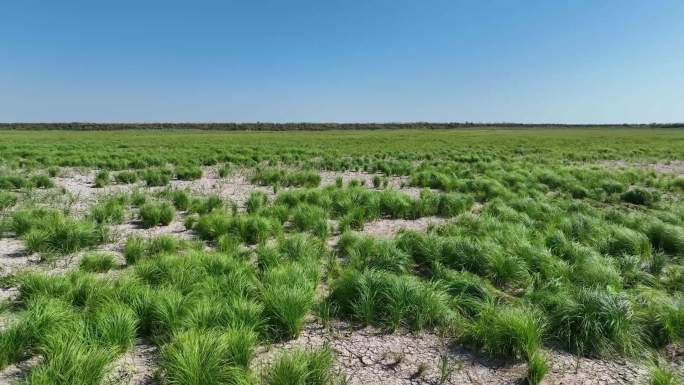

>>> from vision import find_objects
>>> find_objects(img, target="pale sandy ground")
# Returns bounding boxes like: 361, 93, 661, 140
599, 160, 684, 177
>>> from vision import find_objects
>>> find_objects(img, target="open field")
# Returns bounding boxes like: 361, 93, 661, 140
0, 128, 683, 385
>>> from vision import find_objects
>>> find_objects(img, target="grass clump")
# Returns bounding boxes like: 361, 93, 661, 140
252, 168, 321, 188
0, 190, 17, 210
170, 189, 190, 211
19, 211, 106, 255
189, 194, 223, 215
88, 198, 125, 224
621, 187, 658, 206
131, 189, 148, 206
175, 165, 203, 180
147, 234, 181, 255
160, 329, 253, 385
262, 263, 317, 338
218, 163, 233, 178
142, 168, 171, 187
338, 232, 412, 274
0, 174, 30, 190
643, 221, 684, 256
649, 361, 682, 385
79, 252, 117, 273
292, 204, 329, 237
246, 191, 269, 214
123, 235, 181, 264
465, 303, 544, 359
0, 297, 79, 369
437, 192, 474, 217
94, 170, 110, 188
124, 235, 146, 264
264, 347, 333, 385
114, 170, 138, 184
538, 287, 645, 356
139, 201, 175, 228
24, 333, 116, 385
30, 175, 54, 189
329, 269, 452, 331
526, 351, 550, 385
88, 302, 137, 352
195, 211, 281, 244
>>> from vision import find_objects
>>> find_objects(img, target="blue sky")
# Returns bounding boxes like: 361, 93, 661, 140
1, 1, 683, 123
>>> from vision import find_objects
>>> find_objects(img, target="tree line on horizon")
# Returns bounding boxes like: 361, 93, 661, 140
0, 122, 683, 131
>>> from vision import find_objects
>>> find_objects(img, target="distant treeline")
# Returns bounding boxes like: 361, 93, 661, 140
1, 122, 683, 131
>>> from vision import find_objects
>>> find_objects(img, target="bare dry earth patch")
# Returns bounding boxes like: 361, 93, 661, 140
0, 238, 34, 280
0, 356, 41, 385
253, 322, 647, 385
53, 169, 140, 217
361, 217, 447, 239
104, 340, 159, 385
599, 160, 684, 176
319, 170, 425, 198
169, 167, 277, 209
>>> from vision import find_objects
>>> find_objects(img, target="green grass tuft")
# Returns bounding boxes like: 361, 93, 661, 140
264, 347, 333, 385
79, 252, 117, 273
160, 328, 254, 385
139, 201, 175, 228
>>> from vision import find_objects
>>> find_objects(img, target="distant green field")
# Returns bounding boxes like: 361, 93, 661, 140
1, 128, 683, 169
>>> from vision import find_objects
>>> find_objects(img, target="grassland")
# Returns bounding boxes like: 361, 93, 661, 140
0, 128, 683, 385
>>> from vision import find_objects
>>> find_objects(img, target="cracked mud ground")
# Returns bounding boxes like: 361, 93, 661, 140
252, 322, 649, 385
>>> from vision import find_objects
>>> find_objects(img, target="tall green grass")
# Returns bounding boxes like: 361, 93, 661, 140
139, 201, 175, 227
264, 347, 333, 385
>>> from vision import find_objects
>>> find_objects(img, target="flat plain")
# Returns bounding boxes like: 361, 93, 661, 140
0, 128, 683, 385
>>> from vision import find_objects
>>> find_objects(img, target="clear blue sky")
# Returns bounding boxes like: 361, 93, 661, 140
1, 1, 683, 123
